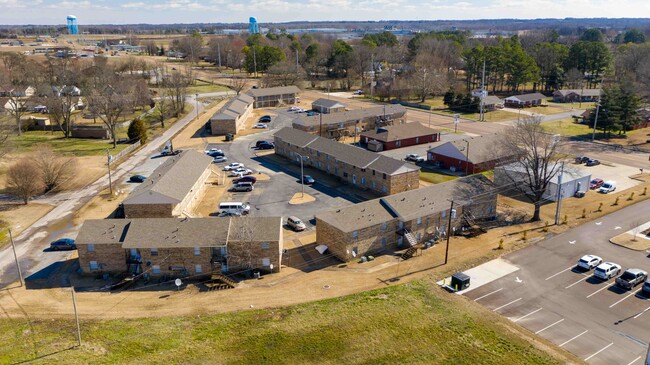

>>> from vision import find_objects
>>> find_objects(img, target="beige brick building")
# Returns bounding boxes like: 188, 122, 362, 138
209, 93, 254, 135
76, 217, 283, 278
247, 86, 300, 108
316, 175, 497, 262
292, 104, 406, 139
122, 150, 213, 218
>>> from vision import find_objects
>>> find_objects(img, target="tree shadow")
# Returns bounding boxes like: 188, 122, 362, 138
11, 345, 77, 365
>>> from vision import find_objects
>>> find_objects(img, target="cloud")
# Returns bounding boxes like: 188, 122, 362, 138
47, 0, 110, 10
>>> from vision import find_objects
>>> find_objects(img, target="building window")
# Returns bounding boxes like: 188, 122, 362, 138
416, 217, 422, 225
381, 222, 387, 231
396, 140, 401, 147
382, 185, 387, 193
152, 265, 161, 274
195, 264, 203, 273
261, 242, 270, 250
194, 247, 201, 256
381, 237, 387, 247
361, 177, 366, 185
150, 248, 158, 256
87, 244, 95, 253
372, 170, 375, 176
89, 261, 98, 271
262, 258, 271, 267
352, 230, 358, 239
441, 210, 447, 218
451, 209, 457, 219
415, 137, 419, 144
335, 167, 339, 175
383, 173, 387, 179
317, 162, 321, 168
343, 172, 348, 178
326, 155, 329, 160
371, 181, 375, 189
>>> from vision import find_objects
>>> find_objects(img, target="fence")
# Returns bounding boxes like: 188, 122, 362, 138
110, 141, 141, 164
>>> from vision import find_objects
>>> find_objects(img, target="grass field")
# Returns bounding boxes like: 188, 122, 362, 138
10, 131, 130, 157
0, 281, 569, 365
420, 170, 458, 184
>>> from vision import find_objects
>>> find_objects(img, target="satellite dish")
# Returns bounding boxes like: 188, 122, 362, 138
174, 278, 182, 290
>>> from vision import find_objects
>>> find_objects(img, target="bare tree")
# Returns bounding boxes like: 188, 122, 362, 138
32, 144, 78, 192
6, 158, 44, 204
0, 114, 13, 161
87, 78, 135, 148
229, 77, 247, 95
154, 90, 173, 128
261, 61, 304, 87
227, 216, 257, 275
496, 116, 565, 221
163, 69, 191, 117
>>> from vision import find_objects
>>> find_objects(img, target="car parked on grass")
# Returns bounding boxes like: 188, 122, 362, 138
253, 123, 268, 129
258, 115, 272, 123
302, 175, 315, 185
229, 168, 253, 177
616, 268, 648, 290
594, 262, 622, 280
212, 156, 228, 163
586, 159, 600, 166
50, 238, 76, 251
129, 175, 146, 183
589, 178, 604, 189
287, 216, 306, 231
599, 181, 616, 194
405, 154, 425, 163
577, 254, 603, 270
223, 163, 244, 171
257, 141, 274, 150
233, 176, 257, 184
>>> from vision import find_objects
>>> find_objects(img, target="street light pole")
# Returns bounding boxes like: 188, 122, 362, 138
195, 93, 199, 120
9, 228, 23, 287
444, 200, 454, 265
296, 153, 308, 198
465, 140, 470, 175
591, 80, 604, 142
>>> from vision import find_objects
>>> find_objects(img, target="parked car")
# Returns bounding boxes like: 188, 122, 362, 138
594, 262, 622, 280
229, 168, 253, 177
577, 254, 603, 270
233, 176, 257, 184
599, 181, 616, 194
288, 106, 300, 112
229, 182, 254, 192
353, 89, 363, 95
589, 178, 604, 189
287, 216, 306, 231
643, 278, 650, 294
129, 175, 146, 183
575, 156, 589, 164
586, 159, 600, 166
253, 123, 268, 129
616, 268, 648, 290
258, 115, 272, 123
257, 141, 275, 150
256, 140, 271, 148
205, 148, 225, 157
212, 156, 228, 163
302, 175, 315, 185
50, 238, 76, 251
405, 154, 425, 163
306, 111, 319, 116
223, 163, 244, 171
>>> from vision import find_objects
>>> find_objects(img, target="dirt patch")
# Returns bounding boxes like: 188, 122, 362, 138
0, 202, 54, 243
71, 189, 126, 225
610, 232, 650, 251
288, 192, 315, 205
194, 182, 228, 217
172, 98, 230, 150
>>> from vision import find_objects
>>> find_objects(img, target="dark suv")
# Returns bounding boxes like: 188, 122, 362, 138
257, 141, 274, 150
616, 268, 648, 290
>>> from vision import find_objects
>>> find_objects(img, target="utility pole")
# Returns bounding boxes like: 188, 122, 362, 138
480, 59, 486, 122
428, 108, 432, 128
295, 49, 299, 72
9, 228, 23, 287
217, 42, 221, 68
319, 113, 323, 137
591, 80, 604, 142
554, 162, 565, 225
370, 53, 374, 99
195, 93, 199, 120
106, 149, 113, 196
71, 287, 82, 347
444, 200, 454, 265
252, 46, 257, 78
297, 153, 307, 198
464, 140, 470, 175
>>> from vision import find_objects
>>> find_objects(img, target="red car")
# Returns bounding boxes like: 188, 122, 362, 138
590, 178, 604, 189
233, 176, 257, 184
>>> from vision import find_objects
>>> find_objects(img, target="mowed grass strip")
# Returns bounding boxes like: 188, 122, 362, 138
10, 131, 130, 157
0, 282, 569, 365
420, 170, 458, 184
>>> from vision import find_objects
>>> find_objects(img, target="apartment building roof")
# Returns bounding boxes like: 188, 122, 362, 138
292, 104, 406, 128
360, 122, 439, 143
247, 85, 300, 98
428, 134, 511, 165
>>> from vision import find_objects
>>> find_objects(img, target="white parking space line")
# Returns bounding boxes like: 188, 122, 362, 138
545, 266, 574, 281
473, 288, 503, 302
565, 275, 589, 289
492, 298, 522, 312
627, 356, 643, 365
586, 282, 615, 298
584, 342, 614, 361
535, 318, 564, 334
633, 305, 650, 319
559, 330, 588, 347
513, 308, 543, 323
609, 290, 639, 308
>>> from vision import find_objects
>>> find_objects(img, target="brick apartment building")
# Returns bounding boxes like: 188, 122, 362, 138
427, 134, 514, 174
122, 150, 213, 218
247, 86, 300, 108
360, 122, 440, 151
503, 93, 546, 108
75, 217, 283, 277
209, 93, 254, 135
274, 127, 420, 196
316, 175, 496, 262
292, 104, 406, 139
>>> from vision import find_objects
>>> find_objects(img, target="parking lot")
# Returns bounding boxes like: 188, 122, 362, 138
461, 199, 650, 364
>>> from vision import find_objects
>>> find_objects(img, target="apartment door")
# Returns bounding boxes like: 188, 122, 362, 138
352, 175, 357, 184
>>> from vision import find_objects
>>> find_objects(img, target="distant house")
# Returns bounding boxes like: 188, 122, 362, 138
52, 85, 81, 97
427, 134, 515, 174
482, 95, 504, 111
312, 98, 346, 114
0, 86, 35, 98
360, 123, 440, 151
504, 93, 546, 108
553, 89, 601, 103
246, 86, 300, 108
209, 93, 254, 135
495, 163, 591, 201
122, 150, 213, 218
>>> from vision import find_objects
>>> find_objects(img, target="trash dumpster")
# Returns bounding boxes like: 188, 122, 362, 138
451, 272, 470, 291
225, 133, 234, 142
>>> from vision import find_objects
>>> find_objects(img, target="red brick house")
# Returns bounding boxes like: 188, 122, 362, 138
427, 134, 515, 174
504, 93, 546, 108
360, 122, 440, 151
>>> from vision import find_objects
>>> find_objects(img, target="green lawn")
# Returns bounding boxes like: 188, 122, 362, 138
0, 281, 569, 365
420, 170, 458, 184
542, 119, 594, 138
10, 131, 130, 157
186, 80, 230, 95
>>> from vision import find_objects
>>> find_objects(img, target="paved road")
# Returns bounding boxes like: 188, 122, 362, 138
464, 198, 650, 364
0, 93, 228, 285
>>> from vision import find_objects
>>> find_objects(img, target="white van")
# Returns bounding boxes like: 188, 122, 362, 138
218, 202, 250, 215
599, 181, 616, 194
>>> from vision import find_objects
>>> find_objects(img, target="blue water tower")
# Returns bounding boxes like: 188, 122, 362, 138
248, 17, 260, 34
67, 15, 78, 35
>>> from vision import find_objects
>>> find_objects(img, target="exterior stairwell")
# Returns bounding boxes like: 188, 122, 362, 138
205, 273, 237, 291
404, 229, 417, 247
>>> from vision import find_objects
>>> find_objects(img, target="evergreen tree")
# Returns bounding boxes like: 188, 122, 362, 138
128, 117, 148, 144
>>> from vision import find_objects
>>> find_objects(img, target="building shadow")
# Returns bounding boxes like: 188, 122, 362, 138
11, 345, 77, 365
283, 243, 342, 273
25, 259, 79, 290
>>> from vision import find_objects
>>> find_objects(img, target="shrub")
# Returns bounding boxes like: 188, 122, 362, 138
128, 118, 148, 144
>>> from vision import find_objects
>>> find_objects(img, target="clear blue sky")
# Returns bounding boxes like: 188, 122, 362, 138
1, 0, 648, 25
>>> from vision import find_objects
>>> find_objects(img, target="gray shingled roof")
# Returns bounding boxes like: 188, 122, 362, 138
75, 219, 131, 245
211, 109, 239, 121
554, 89, 602, 97
482, 95, 503, 106
274, 127, 418, 175
316, 175, 493, 232
505, 93, 546, 102
247, 85, 300, 98
292, 104, 406, 128
360, 122, 438, 143
312, 98, 346, 109
428, 134, 511, 165
123, 150, 213, 206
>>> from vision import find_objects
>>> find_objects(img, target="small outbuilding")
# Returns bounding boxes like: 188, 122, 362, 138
360, 123, 440, 151
504, 93, 546, 108
494, 163, 591, 201
427, 134, 514, 174
312, 98, 346, 114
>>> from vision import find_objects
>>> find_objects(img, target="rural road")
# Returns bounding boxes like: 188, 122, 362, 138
0, 91, 234, 285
